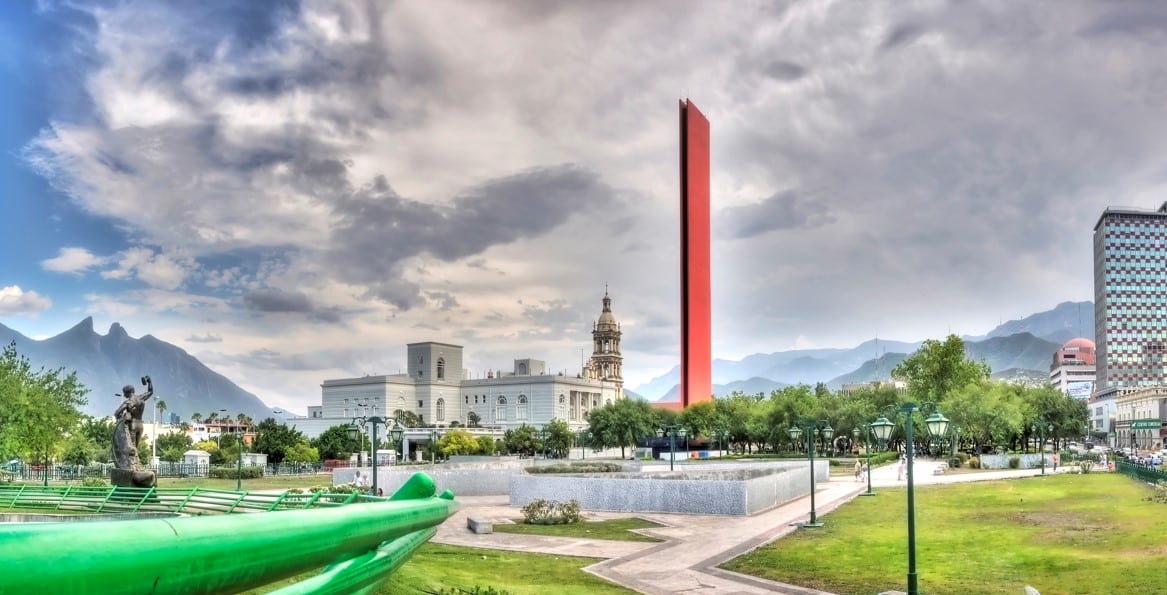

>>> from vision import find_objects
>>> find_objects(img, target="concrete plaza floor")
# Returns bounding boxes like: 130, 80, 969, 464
432, 458, 1056, 594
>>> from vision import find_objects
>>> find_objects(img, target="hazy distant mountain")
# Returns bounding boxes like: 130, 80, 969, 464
657, 377, 789, 402
827, 352, 910, 388
635, 302, 1087, 401
0, 317, 271, 421
972, 301, 1094, 343
965, 332, 1060, 373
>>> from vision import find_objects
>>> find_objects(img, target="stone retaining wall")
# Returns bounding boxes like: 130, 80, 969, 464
509, 462, 827, 515
978, 453, 1053, 470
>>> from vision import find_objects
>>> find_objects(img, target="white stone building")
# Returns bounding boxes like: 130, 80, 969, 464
288, 292, 625, 439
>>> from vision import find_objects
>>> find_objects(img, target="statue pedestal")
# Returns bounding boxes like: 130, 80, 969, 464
110, 468, 157, 488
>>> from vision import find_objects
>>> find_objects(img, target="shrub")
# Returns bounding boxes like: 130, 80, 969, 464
1079, 460, 1095, 474
309, 482, 361, 494
955, 452, 970, 465
947, 457, 961, 469
208, 466, 264, 479
1008, 456, 1021, 469
968, 457, 981, 469
527, 462, 622, 474
520, 499, 582, 525
81, 476, 109, 487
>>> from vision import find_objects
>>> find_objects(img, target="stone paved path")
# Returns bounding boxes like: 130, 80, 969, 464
432, 460, 1057, 594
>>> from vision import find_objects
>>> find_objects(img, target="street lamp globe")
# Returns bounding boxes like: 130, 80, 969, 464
390, 423, 404, 443
678, 428, 688, 439
787, 426, 803, 441
821, 424, 834, 441
871, 416, 895, 442
346, 424, 361, 441
924, 411, 950, 439
656, 428, 665, 438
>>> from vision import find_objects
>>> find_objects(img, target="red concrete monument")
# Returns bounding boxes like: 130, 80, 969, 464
678, 99, 712, 407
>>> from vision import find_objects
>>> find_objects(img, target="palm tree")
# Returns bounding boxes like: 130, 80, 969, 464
191, 412, 203, 424
156, 399, 168, 425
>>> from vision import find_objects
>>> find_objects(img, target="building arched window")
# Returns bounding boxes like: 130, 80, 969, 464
437, 358, 445, 380
436, 398, 445, 422
517, 394, 528, 421
496, 396, 507, 422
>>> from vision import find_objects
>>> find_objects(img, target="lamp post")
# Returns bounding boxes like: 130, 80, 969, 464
871, 402, 949, 595
788, 419, 834, 527
430, 429, 441, 465
348, 416, 388, 495
852, 427, 875, 497
1033, 422, 1052, 475
716, 427, 729, 458
390, 422, 403, 467
657, 425, 687, 471
576, 430, 586, 460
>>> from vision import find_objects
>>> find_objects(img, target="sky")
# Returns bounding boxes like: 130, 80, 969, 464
2, 0, 1165, 412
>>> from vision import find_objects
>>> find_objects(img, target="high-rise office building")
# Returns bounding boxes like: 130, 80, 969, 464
1093, 202, 1167, 390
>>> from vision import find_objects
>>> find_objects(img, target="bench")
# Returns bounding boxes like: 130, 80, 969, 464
467, 516, 493, 534
933, 462, 949, 475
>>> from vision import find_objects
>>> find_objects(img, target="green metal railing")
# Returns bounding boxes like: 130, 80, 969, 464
0, 473, 457, 595
0, 484, 379, 515
1115, 461, 1167, 484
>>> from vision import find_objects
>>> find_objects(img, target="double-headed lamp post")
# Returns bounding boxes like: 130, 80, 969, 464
657, 425, 687, 471
871, 402, 949, 595
348, 416, 389, 496
788, 420, 834, 527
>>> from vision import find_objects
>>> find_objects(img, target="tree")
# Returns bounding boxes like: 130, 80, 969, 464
191, 412, 203, 424
892, 335, 991, 402
476, 435, 496, 455
0, 342, 88, 466
504, 424, 539, 456
586, 398, 658, 458
439, 430, 479, 456
155, 431, 193, 454
393, 409, 423, 428
284, 441, 319, 464
311, 424, 367, 461
156, 399, 167, 424
542, 419, 573, 458
252, 418, 307, 464
944, 381, 1025, 454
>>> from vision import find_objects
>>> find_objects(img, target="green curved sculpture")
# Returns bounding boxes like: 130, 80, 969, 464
0, 473, 456, 595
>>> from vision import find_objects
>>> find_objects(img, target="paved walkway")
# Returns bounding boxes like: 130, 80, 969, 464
432, 460, 1065, 594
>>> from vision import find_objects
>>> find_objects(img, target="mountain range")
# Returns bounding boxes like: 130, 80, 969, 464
0, 317, 271, 421
0, 300, 1093, 417
632, 301, 1093, 401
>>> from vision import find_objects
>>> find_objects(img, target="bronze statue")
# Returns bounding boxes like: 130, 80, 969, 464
111, 375, 157, 488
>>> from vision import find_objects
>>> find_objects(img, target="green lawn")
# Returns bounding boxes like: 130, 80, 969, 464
492, 517, 664, 542
245, 543, 634, 594
723, 473, 1164, 594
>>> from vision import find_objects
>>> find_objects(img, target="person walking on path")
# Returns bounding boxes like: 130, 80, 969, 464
897, 456, 906, 481
854, 460, 862, 482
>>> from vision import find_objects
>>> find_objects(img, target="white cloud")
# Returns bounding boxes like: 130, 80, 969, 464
17, 0, 1167, 407
41, 247, 106, 274
0, 286, 52, 316
100, 247, 195, 291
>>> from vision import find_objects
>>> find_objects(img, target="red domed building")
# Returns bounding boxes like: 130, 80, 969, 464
1049, 337, 1096, 399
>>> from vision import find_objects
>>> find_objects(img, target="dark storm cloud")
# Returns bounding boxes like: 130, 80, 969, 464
327, 165, 615, 309
717, 191, 835, 239
881, 23, 925, 50
425, 291, 460, 312
241, 287, 341, 322
762, 60, 808, 82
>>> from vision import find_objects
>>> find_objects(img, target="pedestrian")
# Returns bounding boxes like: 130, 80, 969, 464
1052, 453, 1058, 471
861, 462, 868, 482
897, 457, 906, 481
854, 460, 862, 482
